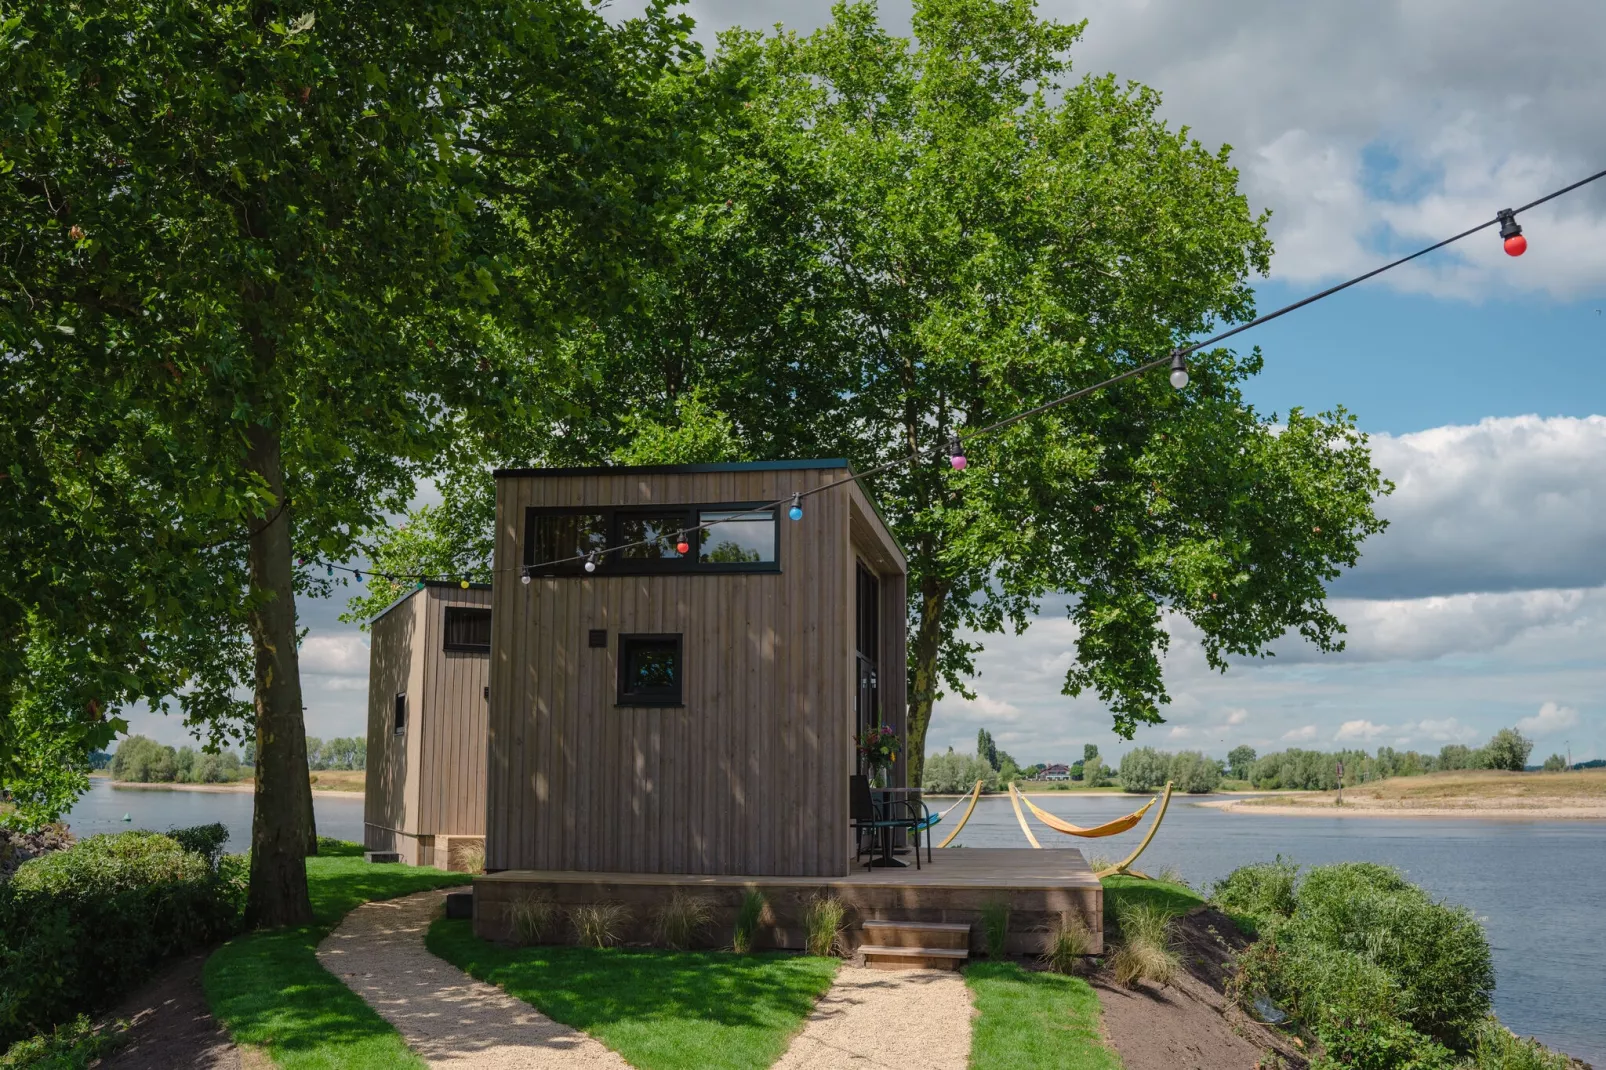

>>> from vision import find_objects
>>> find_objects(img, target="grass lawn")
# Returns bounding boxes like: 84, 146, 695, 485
203, 841, 469, 1069
426, 918, 838, 1070
1100, 874, 1205, 921
964, 962, 1122, 1070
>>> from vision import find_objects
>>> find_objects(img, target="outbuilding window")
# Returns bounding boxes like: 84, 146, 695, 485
524, 504, 778, 576
394, 693, 407, 735
443, 607, 492, 653
618, 634, 683, 706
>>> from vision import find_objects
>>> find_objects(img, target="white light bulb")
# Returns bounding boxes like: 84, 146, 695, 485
584, 558, 597, 573
521, 571, 531, 585
1169, 367, 1189, 389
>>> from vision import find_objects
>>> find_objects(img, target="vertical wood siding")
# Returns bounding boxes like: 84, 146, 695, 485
363, 592, 425, 857
486, 467, 907, 878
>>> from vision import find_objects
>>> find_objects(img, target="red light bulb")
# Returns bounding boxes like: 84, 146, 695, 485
675, 539, 690, 555
1504, 234, 1527, 257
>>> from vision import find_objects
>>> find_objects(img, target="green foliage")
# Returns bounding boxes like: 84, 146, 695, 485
1110, 901, 1179, 987
1168, 750, 1223, 794
1230, 860, 1494, 1060
1469, 1018, 1574, 1070
1209, 857, 1299, 921
1541, 754, 1568, 772
803, 896, 846, 957
1227, 745, 1257, 781
1080, 755, 1107, 787
1042, 912, 1094, 974
980, 900, 1011, 958
1101, 874, 1205, 921
304, 737, 364, 772
1118, 747, 1170, 793
166, 823, 229, 870
977, 729, 999, 770
964, 962, 1122, 1070
921, 747, 999, 793
1483, 728, 1533, 773
107, 736, 244, 785
428, 918, 838, 1070
0, 831, 244, 1048
0, 1015, 123, 1070
652, 893, 709, 950
1083, 744, 1100, 765
732, 890, 767, 953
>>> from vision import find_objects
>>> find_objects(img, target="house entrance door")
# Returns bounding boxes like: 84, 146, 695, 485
855, 562, 879, 765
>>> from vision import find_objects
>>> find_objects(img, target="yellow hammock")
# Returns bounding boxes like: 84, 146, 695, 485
1007, 781, 1175, 880
1018, 786, 1155, 837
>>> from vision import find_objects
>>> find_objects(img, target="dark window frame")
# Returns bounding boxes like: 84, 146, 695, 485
524, 503, 781, 577
394, 693, 407, 735
442, 606, 493, 653
617, 633, 684, 707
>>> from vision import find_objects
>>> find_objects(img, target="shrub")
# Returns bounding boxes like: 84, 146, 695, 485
569, 903, 630, 949
1469, 1018, 1573, 1070
1118, 748, 1170, 793
1541, 754, 1568, 772
1483, 728, 1532, 773
654, 892, 713, 951
1041, 912, 1093, 974
732, 889, 767, 953
0, 1015, 124, 1069
1110, 901, 1178, 987
0, 832, 244, 1048
1211, 857, 1299, 921
107, 736, 176, 783
979, 900, 1011, 959
507, 894, 559, 945
166, 824, 229, 870
1291, 864, 1492, 1049
803, 896, 846, 957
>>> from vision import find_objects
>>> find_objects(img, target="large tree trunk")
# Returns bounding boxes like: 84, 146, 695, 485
243, 420, 316, 928
905, 578, 949, 791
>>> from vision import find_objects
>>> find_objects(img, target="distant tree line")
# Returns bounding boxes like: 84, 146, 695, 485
111, 734, 364, 784
1248, 727, 1537, 789
1118, 747, 1224, 793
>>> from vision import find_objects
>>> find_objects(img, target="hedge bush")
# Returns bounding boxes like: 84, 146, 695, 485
0, 830, 245, 1048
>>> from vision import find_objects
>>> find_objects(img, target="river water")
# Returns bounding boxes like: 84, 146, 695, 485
65, 782, 1603, 1062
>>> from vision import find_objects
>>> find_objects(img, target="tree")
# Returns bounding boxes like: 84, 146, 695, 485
109, 736, 177, 783
1169, 750, 1221, 794
1084, 744, 1100, 766
1542, 754, 1568, 773
1438, 744, 1475, 772
352, 0, 1388, 793
3, 0, 722, 924
1227, 745, 1257, 782
1080, 755, 1106, 788
977, 728, 999, 770
1484, 728, 1533, 773
921, 746, 998, 793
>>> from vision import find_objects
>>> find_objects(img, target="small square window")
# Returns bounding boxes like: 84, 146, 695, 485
697, 509, 776, 564
443, 607, 492, 652
618, 634, 682, 706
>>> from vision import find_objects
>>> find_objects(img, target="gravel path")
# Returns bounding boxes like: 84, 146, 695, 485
771, 965, 973, 1070
316, 890, 631, 1069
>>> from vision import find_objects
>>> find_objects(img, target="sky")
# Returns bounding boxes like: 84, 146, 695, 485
121, 0, 1606, 768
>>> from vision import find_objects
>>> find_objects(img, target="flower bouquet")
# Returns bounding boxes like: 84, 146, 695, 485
855, 724, 902, 785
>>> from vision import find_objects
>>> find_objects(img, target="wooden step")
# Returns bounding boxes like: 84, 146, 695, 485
860, 919, 971, 950
859, 944, 970, 972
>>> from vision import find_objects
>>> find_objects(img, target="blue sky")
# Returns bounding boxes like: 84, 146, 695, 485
120, 0, 1606, 770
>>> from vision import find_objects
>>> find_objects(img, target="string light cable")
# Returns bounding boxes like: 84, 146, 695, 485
307, 165, 1606, 585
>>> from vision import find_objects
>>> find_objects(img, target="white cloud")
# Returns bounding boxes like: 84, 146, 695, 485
299, 634, 370, 676
1338, 416, 1606, 599
1394, 718, 1481, 744
1517, 701, 1580, 735
1282, 725, 1318, 742
1335, 719, 1389, 742
1224, 708, 1249, 726
323, 677, 369, 693
1166, 726, 1194, 740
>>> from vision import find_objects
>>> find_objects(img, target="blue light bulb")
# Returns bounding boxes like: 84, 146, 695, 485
788, 494, 803, 521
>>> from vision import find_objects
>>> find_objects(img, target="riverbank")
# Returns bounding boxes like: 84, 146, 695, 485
1202, 769, 1606, 819
106, 771, 365, 798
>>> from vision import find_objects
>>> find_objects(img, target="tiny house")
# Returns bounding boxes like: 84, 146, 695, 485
363, 580, 492, 869
484, 459, 909, 878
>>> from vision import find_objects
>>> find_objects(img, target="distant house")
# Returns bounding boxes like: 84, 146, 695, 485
1040, 763, 1071, 781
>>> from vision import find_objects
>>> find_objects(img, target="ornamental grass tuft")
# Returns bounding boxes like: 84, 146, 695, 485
570, 903, 631, 949
1110, 901, 1178, 987
980, 899, 1011, 958
1041, 911, 1094, 975
508, 893, 560, 945
655, 892, 714, 951
803, 895, 847, 957
732, 889, 767, 953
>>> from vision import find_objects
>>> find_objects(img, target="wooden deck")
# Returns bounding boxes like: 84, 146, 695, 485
473, 848, 1103, 955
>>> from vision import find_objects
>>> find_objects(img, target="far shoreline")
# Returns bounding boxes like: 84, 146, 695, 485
1199, 797, 1606, 821
103, 779, 363, 799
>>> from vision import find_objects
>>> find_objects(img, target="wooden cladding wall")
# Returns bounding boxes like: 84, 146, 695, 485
418, 586, 492, 839
486, 467, 907, 878
364, 593, 425, 858
364, 585, 492, 864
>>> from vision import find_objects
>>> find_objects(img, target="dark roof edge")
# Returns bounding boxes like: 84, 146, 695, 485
368, 579, 492, 624
493, 459, 851, 478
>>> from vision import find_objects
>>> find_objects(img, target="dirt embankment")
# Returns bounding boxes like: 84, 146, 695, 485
1092, 907, 1307, 1070
107, 769, 366, 796
1204, 769, 1606, 819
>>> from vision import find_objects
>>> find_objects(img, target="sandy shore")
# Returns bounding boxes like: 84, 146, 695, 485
108, 780, 362, 799
1199, 797, 1606, 820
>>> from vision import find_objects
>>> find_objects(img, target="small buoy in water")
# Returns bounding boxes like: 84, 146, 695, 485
122, 813, 131, 822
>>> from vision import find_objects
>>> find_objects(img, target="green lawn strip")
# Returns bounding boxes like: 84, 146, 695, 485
203, 842, 468, 1070
1100, 875, 1205, 920
964, 962, 1123, 1070
426, 918, 838, 1070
